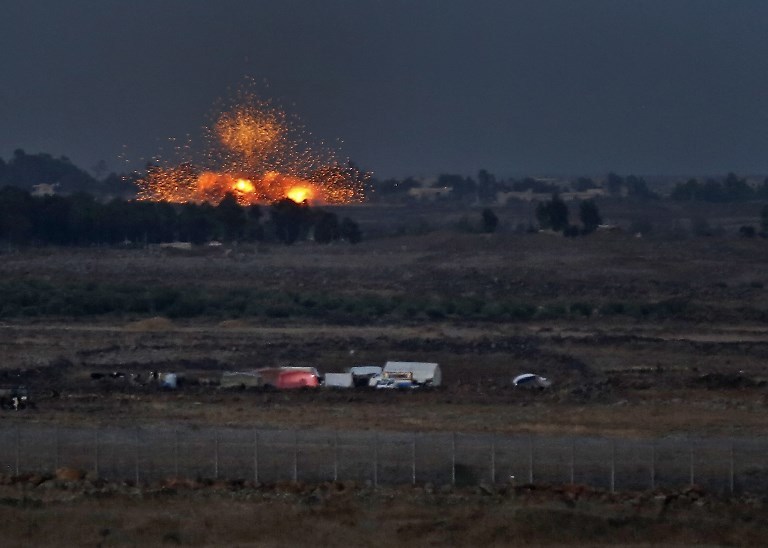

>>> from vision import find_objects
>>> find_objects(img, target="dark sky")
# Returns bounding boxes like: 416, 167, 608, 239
1, 0, 767, 179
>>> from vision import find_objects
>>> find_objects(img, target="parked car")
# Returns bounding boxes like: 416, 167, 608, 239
513, 373, 551, 389
374, 378, 417, 390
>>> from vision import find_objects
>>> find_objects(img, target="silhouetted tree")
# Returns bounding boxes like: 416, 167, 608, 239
34, 194, 71, 244
625, 175, 658, 199
672, 174, 753, 202
67, 192, 101, 244
535, 193, 569, 232
215, 193, 246, 242
339, 217, 362, 244
761, 205, 768, 236
313, 211, 340, 244
756, 178, 768, 200
178, 203, 213, 244
573, 177, 597, 192
670, 178, 701, 201
0, 186, 34, 244
437, 174, 477, 201
477, 169, 497, 204
724, 172, 751, 201
606, 172, 624, 196
271, 198, 310, 245
481, 208, 498, 233
579, 200, 602, 234
245, 205, 264, 241
739, 225, 756, 238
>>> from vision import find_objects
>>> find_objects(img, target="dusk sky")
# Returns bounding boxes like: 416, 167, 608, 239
2, 0, 767, 179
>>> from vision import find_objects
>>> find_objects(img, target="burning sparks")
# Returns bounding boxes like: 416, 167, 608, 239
214, 105, 283, 158
136, 83, 367, 206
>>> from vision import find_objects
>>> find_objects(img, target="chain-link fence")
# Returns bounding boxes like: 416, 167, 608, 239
0, 425, 764, 493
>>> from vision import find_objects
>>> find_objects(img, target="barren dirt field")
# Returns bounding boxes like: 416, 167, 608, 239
3, 226, 768, 544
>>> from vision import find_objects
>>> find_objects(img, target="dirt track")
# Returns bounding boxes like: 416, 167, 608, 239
1, 318, 768, 438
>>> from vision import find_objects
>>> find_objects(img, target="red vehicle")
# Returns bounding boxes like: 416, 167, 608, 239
259, 367, 319, 389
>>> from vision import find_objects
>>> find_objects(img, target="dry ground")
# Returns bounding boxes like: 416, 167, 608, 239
2, 321, 768, 438
2, 226, 768, 544
1, 231, 768, 437
0, 475, 767, 547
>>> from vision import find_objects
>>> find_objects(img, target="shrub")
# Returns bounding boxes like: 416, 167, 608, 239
601, 302, 626, 315
569, 302, 593, 317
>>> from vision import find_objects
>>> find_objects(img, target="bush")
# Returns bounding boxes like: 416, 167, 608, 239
165, 292, 207, 318
601, 302, 626, 315
569, 302, 593, 317
740, 225, 756, 238
507, 304, 536, 321
481, 208, 499, 233
264, 305, 292, 318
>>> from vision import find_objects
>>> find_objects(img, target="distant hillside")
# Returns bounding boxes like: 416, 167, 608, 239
0, 149, 136, 198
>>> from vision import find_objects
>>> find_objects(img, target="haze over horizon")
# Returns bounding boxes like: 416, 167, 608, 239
1, 0, 767, 179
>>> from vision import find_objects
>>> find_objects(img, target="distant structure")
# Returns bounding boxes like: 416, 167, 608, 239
382, 361, 441, 386
31, 183, 58, 197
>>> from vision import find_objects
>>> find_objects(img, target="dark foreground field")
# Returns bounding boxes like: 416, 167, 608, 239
1, 474, 768, 547
2, 225, 768, 544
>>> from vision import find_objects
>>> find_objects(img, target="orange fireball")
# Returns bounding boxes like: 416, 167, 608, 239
135, 82, 368, 205
286, 186, 314, 203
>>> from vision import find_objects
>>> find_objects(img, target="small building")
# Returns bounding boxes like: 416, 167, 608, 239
31, 183, 58, 197
383, 361, 441, 387
348, 366, 383, 387
324, 372, 353, 388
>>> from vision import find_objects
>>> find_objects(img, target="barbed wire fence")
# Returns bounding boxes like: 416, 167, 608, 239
0, 425, 764, 493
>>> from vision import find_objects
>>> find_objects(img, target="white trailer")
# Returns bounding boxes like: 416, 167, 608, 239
324, 372, 354, 388
382, 361, 441, 387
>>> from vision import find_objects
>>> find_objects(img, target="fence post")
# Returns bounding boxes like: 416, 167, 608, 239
54, 426, 60, 471
412, 433, 417, 485
134, 428, 140, 486
253, 429, 259, 484
729, 438, 735, 494
528, 434, 534, 484
173, 428, 179, 477
689, 439, 695, 486
650, 441, 656, 490
333, 431, 339, 482
610, 439, 615, 493
570, 437, 575, 484
214, 428, 219, 480
490, 434, 496, 485
373, 432, 378, 487
14, 426, 19, 476
94, 427, 100, 477
451, 432, 456, 487
293, 430, 298, 482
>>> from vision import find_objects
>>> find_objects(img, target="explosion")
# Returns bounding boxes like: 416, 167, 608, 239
136, 84, 367, 205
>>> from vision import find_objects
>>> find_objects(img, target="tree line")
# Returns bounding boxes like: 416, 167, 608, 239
0, 187, 361, 247
4, 149, 767, 206
370, 170, 661, 203
533, 194, 602, 236
670, 173, 768, 202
